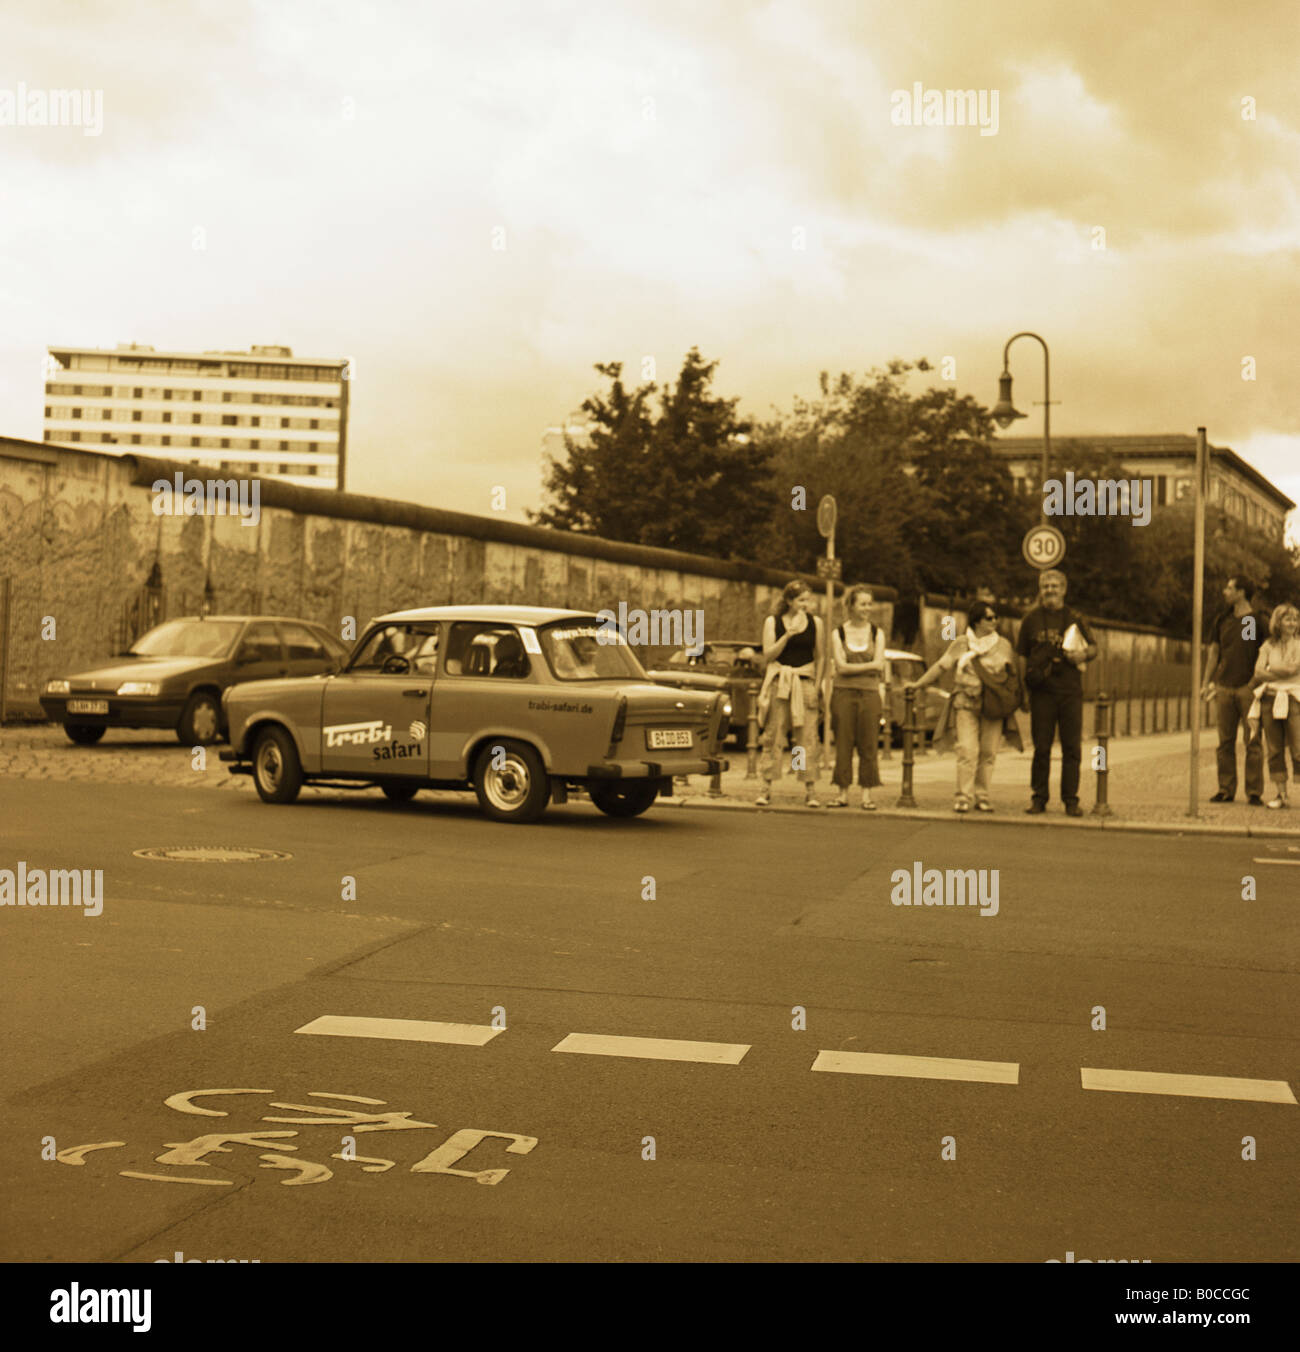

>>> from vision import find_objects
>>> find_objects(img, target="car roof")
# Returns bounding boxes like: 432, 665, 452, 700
372, 605, 595, 626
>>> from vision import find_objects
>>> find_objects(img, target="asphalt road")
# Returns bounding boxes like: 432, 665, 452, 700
1, 774, 1296, 1263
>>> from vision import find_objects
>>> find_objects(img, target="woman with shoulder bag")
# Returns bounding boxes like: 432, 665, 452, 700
905, 600, 1021, 813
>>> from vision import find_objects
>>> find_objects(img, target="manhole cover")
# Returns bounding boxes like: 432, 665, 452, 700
133, 846, 293, 863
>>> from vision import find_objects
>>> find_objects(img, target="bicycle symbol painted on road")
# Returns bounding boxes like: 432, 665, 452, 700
52, 1088, 538, 1187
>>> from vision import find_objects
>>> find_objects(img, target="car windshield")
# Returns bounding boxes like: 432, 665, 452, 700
538, 621, 646, 681
128, 619, 242, 659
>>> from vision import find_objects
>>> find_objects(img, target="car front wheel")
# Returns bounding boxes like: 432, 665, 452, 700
589, 780, 659, 818
64, 723, 106, 745
473, 740, 550, 823
252, 726, 302, 804
178, 691, 222, 746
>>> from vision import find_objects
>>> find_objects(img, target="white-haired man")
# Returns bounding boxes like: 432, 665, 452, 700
1016, 570, 1098, 816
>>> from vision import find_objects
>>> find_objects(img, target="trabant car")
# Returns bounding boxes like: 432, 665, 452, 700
220, 606, 729, 823
39, 615, 347, 746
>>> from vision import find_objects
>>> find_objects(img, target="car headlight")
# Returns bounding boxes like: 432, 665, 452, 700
45, 679, 70, 694
723, 701, 733, 717
117, 681, 161, 696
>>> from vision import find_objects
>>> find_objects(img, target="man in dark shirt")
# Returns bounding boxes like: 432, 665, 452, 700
1016, 569, 1098, 816
1201, 574, 1266, 804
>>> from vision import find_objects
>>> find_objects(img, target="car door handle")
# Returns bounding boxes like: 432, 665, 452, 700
403, 688, 428, 697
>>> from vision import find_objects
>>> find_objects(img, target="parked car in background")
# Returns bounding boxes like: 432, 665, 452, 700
645, 641, 762, 742
220, 606, 729, 824
39, 615, 348, 746
883, 650, 949, 744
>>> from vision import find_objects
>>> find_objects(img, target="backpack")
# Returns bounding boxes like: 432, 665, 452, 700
974, 658, 1022, 718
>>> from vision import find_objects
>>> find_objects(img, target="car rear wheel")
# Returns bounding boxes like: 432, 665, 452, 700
589, 780, 659, 818
64, 723, 106, 745
473, 739, 550, 823
252, 726, 302, 804
177, 691, 222, 746
380, 782, 420, 802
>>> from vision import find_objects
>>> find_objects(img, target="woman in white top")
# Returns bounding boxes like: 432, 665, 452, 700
1252, 603, 1300, 809
829, 584, 886, 809
906, 600, 1019, 813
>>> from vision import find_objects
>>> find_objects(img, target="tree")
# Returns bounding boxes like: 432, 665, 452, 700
530, 349, 776, 559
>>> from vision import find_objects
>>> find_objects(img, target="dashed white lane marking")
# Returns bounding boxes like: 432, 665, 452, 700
812, 1050, 1019, 1085
1081, 1067, 1297, 1104
1252, 858, 1300, 866
294, 1015, 503, 1046
552, 1033, 750, 1065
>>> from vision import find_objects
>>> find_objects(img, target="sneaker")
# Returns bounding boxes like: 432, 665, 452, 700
1065, 802, 1084, 817
1266, 792, 1288, 810
975, 801, 994, 813
954, 800, 969, 814
1025, 801, 1046, 815
829, 789, 849, 808
805, 792, 821, 809
861, 797, 877, 811
1209, 791, 1234, 803
755, 784, 771, 807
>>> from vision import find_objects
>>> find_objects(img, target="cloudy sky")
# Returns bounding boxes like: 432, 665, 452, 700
2, 0, 1297, 536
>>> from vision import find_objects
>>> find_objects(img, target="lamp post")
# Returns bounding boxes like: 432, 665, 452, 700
990, 332, 1050, 524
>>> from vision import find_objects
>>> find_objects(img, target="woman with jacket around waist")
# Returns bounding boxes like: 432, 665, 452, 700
905, 600, 1021, 814
829, 584, 885, 809
1249, 603, 1300, 809
757, 580, 826, 808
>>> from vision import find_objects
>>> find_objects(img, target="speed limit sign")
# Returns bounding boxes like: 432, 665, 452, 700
1022, 524, 1066, 570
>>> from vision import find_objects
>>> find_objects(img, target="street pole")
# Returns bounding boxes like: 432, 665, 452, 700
1188, 426, 1207, 817
823, 527, 835, 772
994, 332, 1051, 524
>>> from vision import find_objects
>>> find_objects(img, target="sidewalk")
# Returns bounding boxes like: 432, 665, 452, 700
669, 730, 1300, 838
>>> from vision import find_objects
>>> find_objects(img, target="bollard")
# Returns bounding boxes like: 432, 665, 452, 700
707, 767, 723, 797
896, 686, 918, 808
1092, 690, 1113, 817
744, 679, 760, 780
1125, 686, 1132, 738
1162, 688, 1170, 734
879, 691, 892, 761
1139, 688, 1146, 736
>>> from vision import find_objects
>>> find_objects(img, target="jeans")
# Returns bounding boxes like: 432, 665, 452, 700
1260, 702, 1300, 789
759, 680, 820, 784
1029, 683, 1083, 805
831, 686, 882, 788
954, 703, 1003, 806
1214, 685, 1264, 797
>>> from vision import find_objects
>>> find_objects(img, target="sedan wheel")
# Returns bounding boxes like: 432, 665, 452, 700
473, 740, 550, 823
64, 723, 106, 745
253, 726, 302, 804
589, 780, 659, 818
178, 691, 222, 746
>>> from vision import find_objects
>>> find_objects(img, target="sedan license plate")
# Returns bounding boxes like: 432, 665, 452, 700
67, 699, 109, 715
647, 728, 692, 750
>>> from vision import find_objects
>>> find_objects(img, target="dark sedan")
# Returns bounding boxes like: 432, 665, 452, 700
645, 641, 762, 742
39, 615, 348, 746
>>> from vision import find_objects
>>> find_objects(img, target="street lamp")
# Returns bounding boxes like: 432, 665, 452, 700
991, 332, 1050, 524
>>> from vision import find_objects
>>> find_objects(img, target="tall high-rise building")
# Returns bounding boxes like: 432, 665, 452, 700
42, 343, 350, 489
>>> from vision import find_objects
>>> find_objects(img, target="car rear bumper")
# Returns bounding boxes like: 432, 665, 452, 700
40, 695, 186, 728
585, 757, 728, 779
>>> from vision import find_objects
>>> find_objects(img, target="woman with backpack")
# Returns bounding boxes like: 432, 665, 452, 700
829, 584, 886, 809
905, 600, 1022, 813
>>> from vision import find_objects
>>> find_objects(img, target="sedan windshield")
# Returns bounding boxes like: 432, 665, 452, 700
538, 622, 646, 681
129, 620, 242, 659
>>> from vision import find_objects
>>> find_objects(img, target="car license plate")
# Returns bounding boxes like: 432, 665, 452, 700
67, 699, 109, 715
647, 728, 692, 750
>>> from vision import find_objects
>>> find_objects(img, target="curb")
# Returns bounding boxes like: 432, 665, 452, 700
662, 794, 1300, 839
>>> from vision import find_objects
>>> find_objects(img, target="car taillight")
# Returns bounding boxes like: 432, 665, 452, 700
607, 695, 628, 755
712, 693, 728, 742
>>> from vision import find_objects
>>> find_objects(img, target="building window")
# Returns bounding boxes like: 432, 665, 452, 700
131, 434, 141, 445
71, 407, 82, 418
161, 436, 170, 446
1155, 476, 1167, 506
44, 406, 51, 417
250, 416, 259, 427
161, 411, 171, 423
163, 389, 172, 400
68, 431, 80, 441
193, 390, 203, 401
192, 413, 201, 424
280, 440, 289, 450
221, 438, 230, 448
132, 411, 142, 422
222, 414, 236, 426
134, 387, 143, 398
